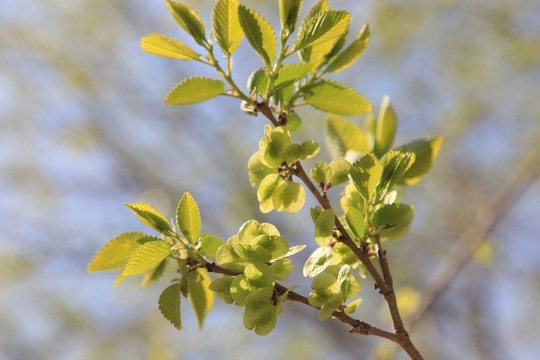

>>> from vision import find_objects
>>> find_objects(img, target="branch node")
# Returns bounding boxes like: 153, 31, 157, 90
350, 321, 371, 335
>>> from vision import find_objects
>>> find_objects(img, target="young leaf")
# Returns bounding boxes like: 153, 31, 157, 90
123, 241, 172, 276
166, 0, 206, 45
274, 244, 307, 261
257, 174, 283, 213
279, 0, 303, 33
233, 243, 272, 263
237, 219, 280, 244
247, 67, 269, 96
372, 203, 414, 239
212, 0, 243, 55
176, 192, 201, 244
318, 294, 344, 321
87, 232, 145, 272
272, 182, 306, 213
314, 209, 335, 247
285, 112, 302, 131
159, 283, 182, 330
274, 63, 313, 87
125, 203, 171, 234
398, 137, 444, 186
165, 77, 225, 105
325, 115, 369, 159
344, 298, 363, 315
311, 161, 331, 185
281, 140, 320, 163
216, 244, 248, 273
326, 24, 370, 73
197, 233, 225, 258
329, 158, 351, 185
238, 5, 276, 65
293, 10, 351, 52
251, 235, 289, 261
141, 33, 200, 60
270, 258, 294, 280
209, 275, 235, 304
304, 80, 371, 116
380, 151, 415, 193
374, 96, 397, 157
230, 275, 257, 305
139, 258, 167, 289
349, 153, 383, 203
345, 208, 366, 239
248, 152, 278, 188
244, 262, 275, 288
187, 268, 214, 329
243, 287, 278, 336
303, 246, 333, 277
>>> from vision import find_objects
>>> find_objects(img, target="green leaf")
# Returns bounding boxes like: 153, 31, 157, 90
285, 112, 302, 131
326, 24, 370, 73
243, 287, 277, 336
139, 258, 167, 289
230, 275, 257, 305
244, 262, 275, 288
380, 151, 415, 193
209, 275, 235, 304
274, 63, 313, 87
311, 161, 331, 185
340, 182, 363, 214
141, 33, 200, 60
318, 294, 343, 321
247, 67, 269, 96
349, 153, 383, 203
345, 208, 366, 239
325, 115, 369, 159
314, 209, 335, 247
257, 174, 283, 213
197, 233, 225, 258
270, 258, 294, 280
298, 0, 328, 32
374, 96, 397, 157
274, 244, 306, 261
123, 241, 172, 276
329, 158, 351, 185
248, 152, 278, 188
344, 298, 363, 315
281, 140, 320, 163
293, 10, 351, 52
187, 268, 214, 329
272, 182, 306, 213
159, 283, 182, 330
279, 0, 303, 33
212, 0, 243, 55
303, 246, 333, 277
87, 232, 145, 272
305, 80, 371, 116
237, 219, 280, 244
233, 243, 272, 263
125, 203, 171, 234
251, 235, 289, 261
215, 244, 248, 273
238, 5, 276, 65
398, 137, 444, 186
165, 77, 225, 105
166, 1, 206, 45
372, 203, 414, 239
176, 192, 201, 244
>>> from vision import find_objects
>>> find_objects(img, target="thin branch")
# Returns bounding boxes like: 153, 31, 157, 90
406, 147, 540, 330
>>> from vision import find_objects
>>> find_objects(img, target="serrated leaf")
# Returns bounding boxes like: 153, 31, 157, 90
87, 232, 145, 272
166, 0, 206, 45
187, 268, 214, 329
305, 80, 371, 116
238, 5, 276, 65
314, 209, 335, 247
345, 208, 366, 239
311, 161, 331, 185
125, 203, 171, 234
165, 77, 225, 105
197, 233, 225, 258
272, 182, 305, 213
123, 241, 172, 276
159, 283, 182, 330
349, 153, 383, 203
380, 151, 415, 193
326, 24, 370, 73
212, 0, 243, 55
176, 192, 201, 244
329, 158, 351, 185
141, 33, 200, 60
293, 10, 351, 52
374, 96, 397, 157
280, 0, 303, 33
303, 246, 333, 277
325, 115, 369, 159
274, 63, 313, 87
139, 258, 167, 289
398, 137, 444, 186
247, 67, 269, 95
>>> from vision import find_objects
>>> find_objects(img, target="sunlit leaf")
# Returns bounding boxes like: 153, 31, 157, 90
238, 5, 276, 65
344, 298, 363, 315
349, 153, 383, 203
329, 158, 351, 185
303, 246, 333, 277
272, 182, 305, 213
159, 283, 182, 330
305, 80, 371, 116
166, 0, 206, 45
314, 209, 335, 247
274, 63, 313, 87
212, 0, 243, 55
311, 161, 331, 185
243, 287, 277, 336
372, 203, 414, 239
293, 10, 351, 52
165, 77, 224, 105
279, 0, 303, 33
325, 115, 369, 159
345, 208, 366, 240
139, 258, 167, 289
141, 33, 200, 60
248, 152, 278, 188
87, 232, 144, 272
197, 233, 225, 258
125, 203, 171, 234
326, 24, 370, 73
374, 96, 397, 157
187, 268, 214, 329
270, 258, 294, 280
398, 137, 444, 186
176, 192, 201, 244
123, 241, 172, 276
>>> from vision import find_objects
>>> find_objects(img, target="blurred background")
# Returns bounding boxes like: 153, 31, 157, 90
2, 0, 540, 359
